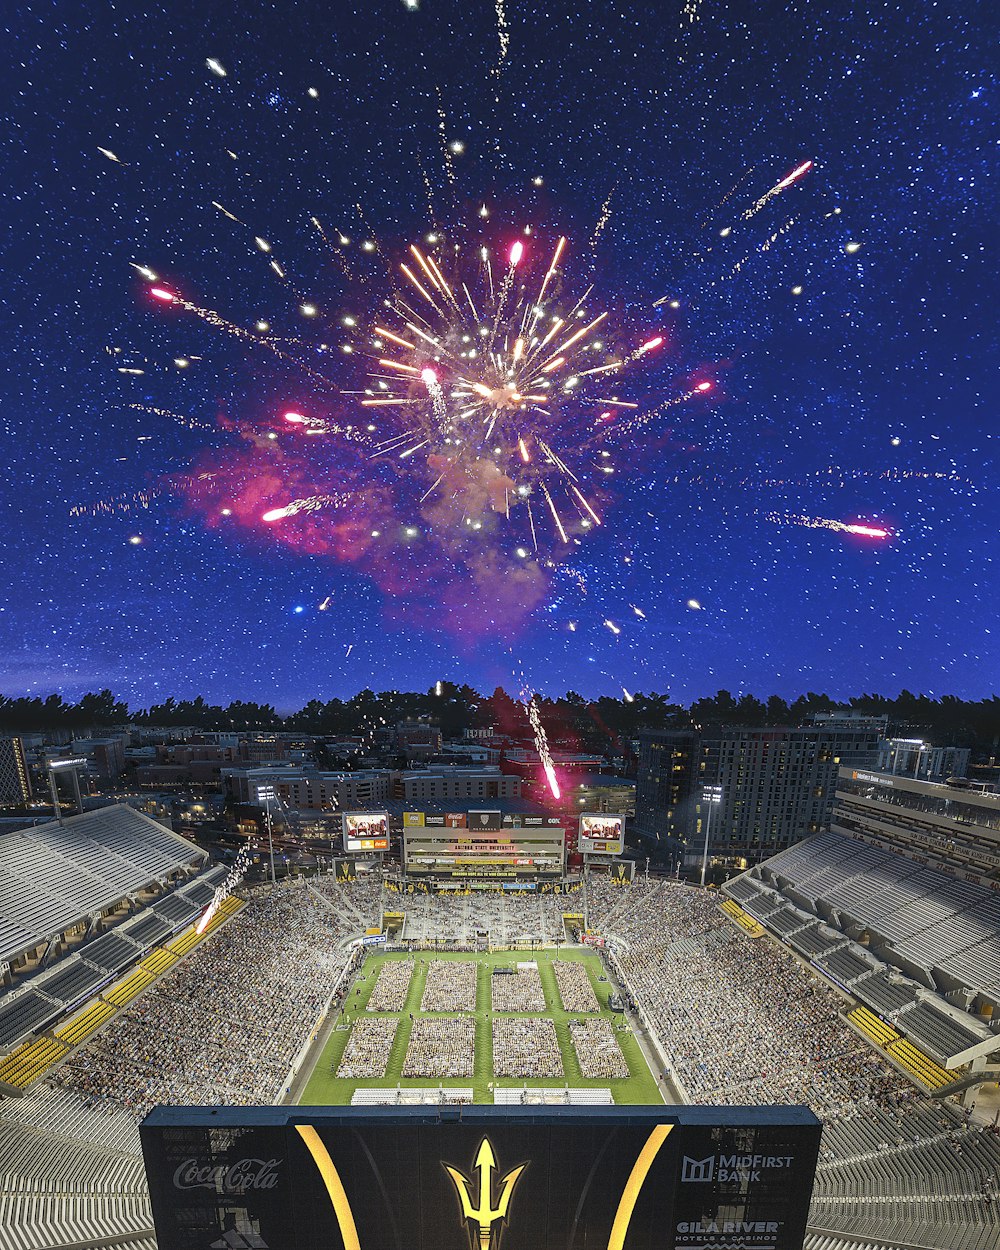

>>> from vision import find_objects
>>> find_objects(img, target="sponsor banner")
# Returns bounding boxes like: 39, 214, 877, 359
141, 1107, 820, 1250
445, 812, 467, 829
362, 933, 387, 946
342, 811, 389, 853
468, 809, 502, 832
424, 814, 447, 827
579, 813, 625, 856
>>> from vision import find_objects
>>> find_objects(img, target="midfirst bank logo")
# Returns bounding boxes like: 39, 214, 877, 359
682, 1153, 794, 1184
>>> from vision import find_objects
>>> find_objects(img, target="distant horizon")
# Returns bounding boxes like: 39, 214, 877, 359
3, 682, 999, 724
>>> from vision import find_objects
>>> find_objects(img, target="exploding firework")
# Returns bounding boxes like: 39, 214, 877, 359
152, 222, 695, 637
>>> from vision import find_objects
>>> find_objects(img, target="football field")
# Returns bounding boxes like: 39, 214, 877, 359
299, 947, 662, 1105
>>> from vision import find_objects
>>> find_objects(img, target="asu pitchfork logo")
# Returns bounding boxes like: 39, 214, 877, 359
444, 1138, 527, 1250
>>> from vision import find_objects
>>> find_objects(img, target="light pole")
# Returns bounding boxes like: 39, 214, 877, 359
259, 784, 277, 886
700, 785, 723, 888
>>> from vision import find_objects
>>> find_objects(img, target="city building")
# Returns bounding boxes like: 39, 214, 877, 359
634, 723, 883, 868
0, 737, 32, 805
222, 766, 393, 811
396, 766, 520, 805
393, 720, 443, 761
70, 736, 127, 781
877, 739, 971, 781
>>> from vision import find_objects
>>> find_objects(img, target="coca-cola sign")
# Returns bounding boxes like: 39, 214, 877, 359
172, 1157, 281, 1192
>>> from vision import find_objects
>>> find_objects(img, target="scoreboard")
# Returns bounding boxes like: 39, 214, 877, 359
141, 1105, 821, 1250
402, 811, 564, 885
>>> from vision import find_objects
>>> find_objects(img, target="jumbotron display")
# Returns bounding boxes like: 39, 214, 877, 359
402, 810, 565, 885
343, 812, 389, 853
579, 813, 625, 856
140, 1105, 822, 1250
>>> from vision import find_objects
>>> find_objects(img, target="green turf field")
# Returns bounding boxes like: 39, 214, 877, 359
299, 947, 662, 1106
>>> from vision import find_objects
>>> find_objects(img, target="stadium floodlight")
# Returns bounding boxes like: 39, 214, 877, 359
700, 785, 723, 888
258, 784, 278, 886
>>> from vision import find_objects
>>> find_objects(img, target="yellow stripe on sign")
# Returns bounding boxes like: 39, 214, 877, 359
295, 1124, 362, 1250
607, 1124, 673, 1250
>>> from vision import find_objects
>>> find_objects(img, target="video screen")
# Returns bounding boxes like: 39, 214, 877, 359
579, 813, 624, 855
342, 811, 389, 852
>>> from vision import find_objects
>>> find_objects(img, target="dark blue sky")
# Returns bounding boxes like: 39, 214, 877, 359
0, 0, 995, 710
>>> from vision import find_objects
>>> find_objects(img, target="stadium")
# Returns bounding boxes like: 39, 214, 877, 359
0, 775, 998, 1250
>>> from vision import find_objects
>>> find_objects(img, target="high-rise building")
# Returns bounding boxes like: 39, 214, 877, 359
0, 737, 32, 806
634, 724, 882, 867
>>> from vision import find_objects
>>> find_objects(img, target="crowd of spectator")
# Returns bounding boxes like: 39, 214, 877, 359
336, 1017, 398, 1079
420, 960, 478, 1012
57, 881, 369, 1116
569, 1018, 630, 1079
366, 960, 414, 1012
491, 966, 547, 1012
601, 881, 908, 1119
492, 1018, 563, 1078
402, 1018, 476, 1078
553, 960, 600, 1013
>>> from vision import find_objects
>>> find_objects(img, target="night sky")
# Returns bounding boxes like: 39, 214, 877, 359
1, 0, 995, 711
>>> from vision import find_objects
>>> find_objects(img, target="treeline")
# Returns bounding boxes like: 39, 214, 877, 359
1, 684, 999, 752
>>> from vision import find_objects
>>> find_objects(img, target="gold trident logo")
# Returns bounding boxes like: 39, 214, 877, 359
444, 1137, 527, 1250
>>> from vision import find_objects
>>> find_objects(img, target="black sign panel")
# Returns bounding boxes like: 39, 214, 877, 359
141, 1106, 820, 1250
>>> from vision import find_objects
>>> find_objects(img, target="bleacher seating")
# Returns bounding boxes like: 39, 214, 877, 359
0, 806, 206, 968
0, 1086, 153, 1248
755, 830, 1000, 1000
121, 911, 172, 950
899, 1000, 993, 1064
34, 958, 109, 1007
79, 930, 140, 973
809, 1098, 1000, 1250
815, 946, 878, 987
855, 974, 919, 1019
0, 991, 61, 1050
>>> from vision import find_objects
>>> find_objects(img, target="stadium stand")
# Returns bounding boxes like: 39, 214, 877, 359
0, 807, 206, 977
753, 829, 1000, 1002
725, 832, 1000, 1074
1, 867, 998, 1250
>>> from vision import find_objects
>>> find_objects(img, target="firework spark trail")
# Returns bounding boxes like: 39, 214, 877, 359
744, 159, 813, 219
590, 185, 616, 251
493, 0, 510, 72
436, 87, 456, 186
261, 492, 348, 522
195, 845, 253, 935
596, 381, 712, 438
70, 487, 162, 518
526, 693, 561, 799
147, 286, 339, 390
760, 215, 797, 253
763, 512, 893, 539
311, 215, 355, 282
128, 403, 216, 432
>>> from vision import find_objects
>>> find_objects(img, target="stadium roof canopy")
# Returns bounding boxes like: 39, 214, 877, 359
0, 805, 207, 966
